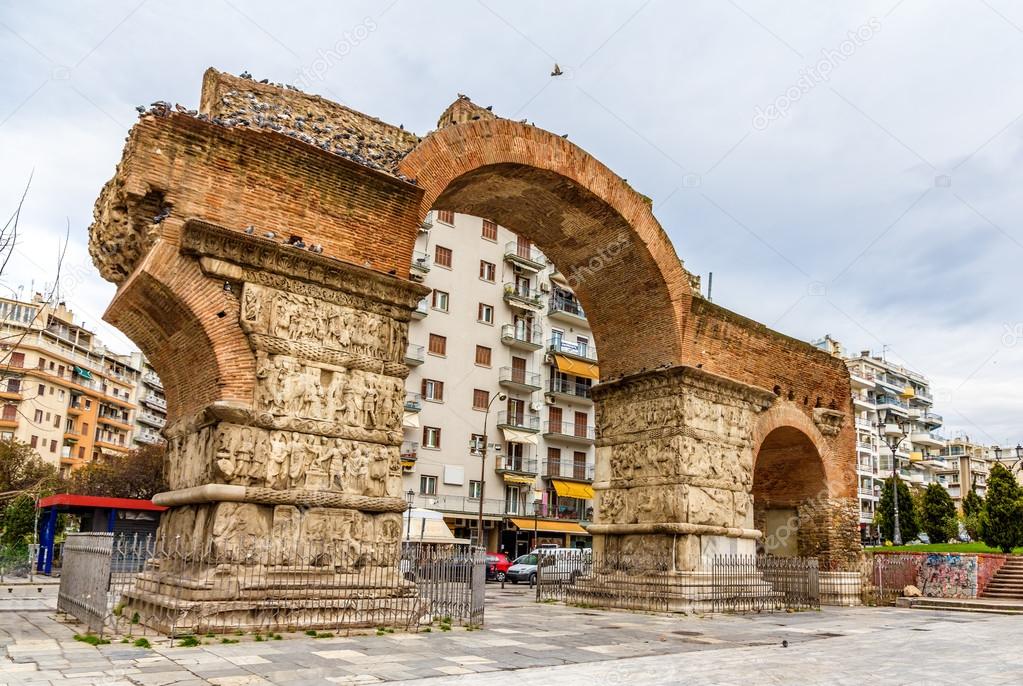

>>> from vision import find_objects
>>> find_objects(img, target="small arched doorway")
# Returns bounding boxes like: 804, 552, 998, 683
753, 426, 829, 557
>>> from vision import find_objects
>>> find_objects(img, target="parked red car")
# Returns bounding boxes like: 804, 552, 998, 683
486, 552, 512, 581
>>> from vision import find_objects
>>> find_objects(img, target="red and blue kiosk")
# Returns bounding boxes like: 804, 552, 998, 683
35, 494, 167, 574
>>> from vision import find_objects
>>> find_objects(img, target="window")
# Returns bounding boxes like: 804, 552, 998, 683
436, 210, 454, 225
469, 480, 482, 498
420, 475, 438, 495
432, 289, 449, 311
33, 409, 43, 423
477, 303, 494, 324
547, 447, 562, 476
481, 219, 498, 241
505, 485, 522, 514
1, 405, 15, 421
37, 384, 44, 397
9, 352, 23, 368
472, 389, 489, 410
428, 334, 447, 356
5, 379, 18, 393
30, 435, 37, 448
422, 379, 444, 402
435, 245, 452, 268
49, 439, 56, 453
475, 345, 492, 367
423, 426, 442, 449
53, 414, 61, 428
470, 433, 485, 454
82, 422, 89, 436
78, 446, 85, 459
479, 260, 496, 282
0, 431, 11, 441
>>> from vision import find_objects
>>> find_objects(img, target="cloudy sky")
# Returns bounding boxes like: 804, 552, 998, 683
1, 1, 1021, 445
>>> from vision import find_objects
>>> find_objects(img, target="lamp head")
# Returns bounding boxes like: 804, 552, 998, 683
498, 392, 507, 401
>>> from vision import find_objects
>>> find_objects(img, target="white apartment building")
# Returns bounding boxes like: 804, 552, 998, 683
816, 336, 946, 541
935, 436, 991, 504
404, 210, 597, 556
128, 351, 167, 448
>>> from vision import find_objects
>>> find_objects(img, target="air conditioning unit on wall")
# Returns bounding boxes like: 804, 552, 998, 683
529, 401, 544, 412
544, 394, 555, 405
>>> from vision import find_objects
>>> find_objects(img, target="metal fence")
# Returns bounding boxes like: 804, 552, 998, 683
57, 532, 486, 637
537, 552, 827, 613
864, 554, 919, 606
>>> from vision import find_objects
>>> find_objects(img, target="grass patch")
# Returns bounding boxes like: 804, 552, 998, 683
133, 638, 151, 649
221, 638, 240, 644
866, 542, 1023, 554
73, 634, 110, 646
305, 629, 319, 637
312, 632, 334, 639
177, 635, 200, 648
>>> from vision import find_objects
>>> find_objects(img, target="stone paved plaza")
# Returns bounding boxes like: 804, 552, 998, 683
1, 584, 1021, 685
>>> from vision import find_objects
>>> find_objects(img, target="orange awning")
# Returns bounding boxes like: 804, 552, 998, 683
551, 355, 599, 381
507, 518, 589, 535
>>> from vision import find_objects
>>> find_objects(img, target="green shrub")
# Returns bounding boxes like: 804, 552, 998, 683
981, 464, 1023, 553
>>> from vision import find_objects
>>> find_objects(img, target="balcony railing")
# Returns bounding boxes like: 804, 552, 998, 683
499, 367, 542, 391
404, 392, 422, 412
495, 456, 538, 475
496, 412, 540, 431
543, 421, 596, 442
411, 299, 429, 319
503, 241, 546, 271
547, 377, 592, 400
548, 337, 597, 362
135, 432, 163, 445
411, 251, 431, 272
401, 442, 418, 460
500, 323, 543, 350
543, 460, 594, 481
412, 494, 507, 516
142, 394, 167, 409
405, 344, 425, 365
548, 296, 586, 320
855, 418, 872, 430
503, 283, 544, 309
137, 411, 166, 428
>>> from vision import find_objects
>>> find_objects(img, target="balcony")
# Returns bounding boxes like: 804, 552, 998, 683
543, 420, 596, 444
499, 366, 542, 392
910, 431, 945, 448
503, 283, 545, 311
135, 432, 163, 445
547, 377, 592, 403
95, 439, 129, 453
98, 412, 132, 430
496, 411, 540, 432
413, 494, 507, 517
411, 298, 429, 319
854, 417, 873, 430
548, 296, 586, 323
419, 217, 433, 234
400, 442, 418, 471
856, 441, 873, 453
495, 455, 538, 476
411, 251, 431, 273
142, 394, 167, 410
920, 412, 943, 427
875, 397, 909, 415
500, 324, 543, 351
0, 417, 18, 429
404, 392, 422, 412
852, 395, 876, 409
142, 371, 162, 388
503, 242, 546, 272
405, 344, 425, 366
543, 459, 594, 482
137, 411, 166, 428
548, 337, 597, 362
848, 370, 876, 389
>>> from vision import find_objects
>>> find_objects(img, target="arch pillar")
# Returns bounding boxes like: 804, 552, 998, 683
586, 366, 776, 569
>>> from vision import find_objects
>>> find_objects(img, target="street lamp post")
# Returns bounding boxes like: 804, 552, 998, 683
476, 391, 507, 550
878, 406, 910, 545
404, 488, 415, 541
532, 495, 543, 550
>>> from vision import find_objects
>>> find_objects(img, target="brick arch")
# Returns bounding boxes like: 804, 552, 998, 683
751, 403, 839, 497
399, 119, 693, 379
103, 240, 255, 425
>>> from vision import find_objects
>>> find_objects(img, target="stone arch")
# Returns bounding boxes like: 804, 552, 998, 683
751, 403, 834, 557
399, 118, 694, 379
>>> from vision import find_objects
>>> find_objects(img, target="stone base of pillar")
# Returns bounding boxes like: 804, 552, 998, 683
116, 566, 420, 635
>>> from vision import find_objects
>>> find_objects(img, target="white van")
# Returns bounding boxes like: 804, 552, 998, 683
506, 548, 591, 584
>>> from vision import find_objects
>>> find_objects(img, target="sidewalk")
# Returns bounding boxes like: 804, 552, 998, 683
1, 585, 1017, 685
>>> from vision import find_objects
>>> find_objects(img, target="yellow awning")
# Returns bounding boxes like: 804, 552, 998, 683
551, 354, 599, 381
507, 518, 589, 535
503, 474, 537, 485
551, 480, 595, 500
